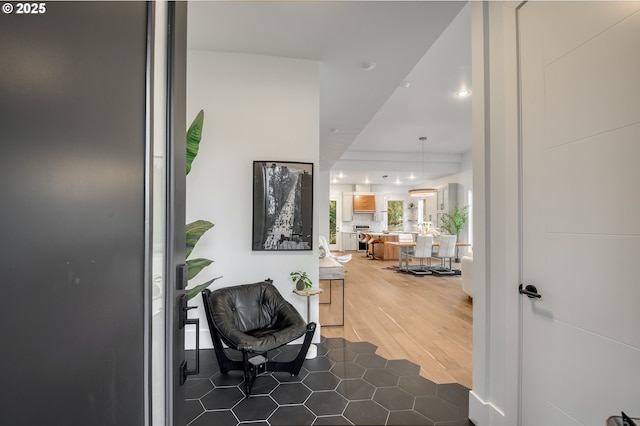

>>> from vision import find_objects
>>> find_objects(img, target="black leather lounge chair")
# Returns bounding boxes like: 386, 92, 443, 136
202, 280, 316, 396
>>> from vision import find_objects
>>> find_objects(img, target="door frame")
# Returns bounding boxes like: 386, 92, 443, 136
468, 2, 523, 425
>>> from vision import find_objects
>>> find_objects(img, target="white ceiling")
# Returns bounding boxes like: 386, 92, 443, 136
188, 1, 472, 187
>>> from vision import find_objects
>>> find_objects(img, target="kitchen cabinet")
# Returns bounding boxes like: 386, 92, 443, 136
341, 232, 357, 251
353, 194, 376, 212
342, 192, 353, 221
424, 197, 437, 226
373, 194, 386, 222
435, 183, 458, 229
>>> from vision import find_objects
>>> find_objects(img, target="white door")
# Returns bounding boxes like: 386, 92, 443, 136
519, 2, 640, 425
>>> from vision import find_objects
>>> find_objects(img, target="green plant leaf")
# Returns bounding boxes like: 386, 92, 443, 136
441, 205, 469, 236
186, 220, 214, 258
186, 109, 204, 175
185, 276, 222, 301
186, 258, 213, 280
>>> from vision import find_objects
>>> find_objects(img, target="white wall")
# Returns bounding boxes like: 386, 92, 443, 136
469, 2, 520, 425
186, 50, 320, 348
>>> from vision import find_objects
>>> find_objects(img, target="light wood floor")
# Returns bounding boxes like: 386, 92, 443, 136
319, 251, 472, 389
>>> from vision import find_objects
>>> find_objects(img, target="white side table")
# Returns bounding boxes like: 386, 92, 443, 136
293, 287, 323, 359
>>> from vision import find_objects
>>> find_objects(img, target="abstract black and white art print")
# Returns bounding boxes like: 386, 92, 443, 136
252, 161, 313, 251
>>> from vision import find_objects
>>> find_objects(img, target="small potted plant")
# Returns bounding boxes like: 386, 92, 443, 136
290, 270, 312, 291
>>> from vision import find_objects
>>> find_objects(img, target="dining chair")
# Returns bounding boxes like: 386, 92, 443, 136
433, 234, 457, 273
397, 233, 415, 266
410, 235, 434, 274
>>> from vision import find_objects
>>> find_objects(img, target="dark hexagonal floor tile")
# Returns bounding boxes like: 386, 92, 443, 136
184, 399, 204, 425
345, 340, 377, 354
386, 359, 421, 376
251, 375, 279, 395
232, 395, 277, 422
304, 356, 335, 371
187, 410, 237, 426
312, 415, 352, 425
303, 371, 341, 391
326, 348, 358, 363
335, 379, 375, 401
343, 400, 389, 425
313, 342, 330, 357
387, 410, 435, 425
373, 386, 415, 411
305, 391, 348, 416
331, 362, 365, 379
355, 353, 387, 369
184, 378, 214, 400
324, 337, 349, 349
269, 405, 316, 425
270, 382, 312, 405
200, 386, 244, 410
187, 360, 221, 380
211, 370, 245, 387
398, 375, 438, 397
414, 395, 461, 423
363, 368, 399, 387
437, 383, 470, 407
272, 367, 309, 383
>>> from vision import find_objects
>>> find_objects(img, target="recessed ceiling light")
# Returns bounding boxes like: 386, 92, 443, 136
418, 136, 427, 141
400, 81, 411, 89
457, 89, 471, 97
359, 61, 377, 71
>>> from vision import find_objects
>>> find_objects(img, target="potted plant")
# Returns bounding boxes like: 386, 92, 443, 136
290, 270, 312, 291
184, 110, 221, 300
440, 204, 469, 262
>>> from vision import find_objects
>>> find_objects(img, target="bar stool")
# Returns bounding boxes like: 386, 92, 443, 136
368, 234, 381, 260
361, 233, 371, 258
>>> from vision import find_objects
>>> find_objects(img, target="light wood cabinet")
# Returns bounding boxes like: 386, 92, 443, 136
353, 194, 376, 212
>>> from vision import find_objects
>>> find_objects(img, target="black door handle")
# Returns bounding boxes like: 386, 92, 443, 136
179, 316, 200, 385
519, 284, 541, 299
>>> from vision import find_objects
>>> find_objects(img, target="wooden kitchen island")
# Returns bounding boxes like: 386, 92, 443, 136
367, 233, 416, 261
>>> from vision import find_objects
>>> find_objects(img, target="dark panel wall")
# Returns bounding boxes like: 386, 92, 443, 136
0, 2, 149, 425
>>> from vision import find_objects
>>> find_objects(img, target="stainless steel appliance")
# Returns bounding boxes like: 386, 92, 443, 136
354, 225, 370, 252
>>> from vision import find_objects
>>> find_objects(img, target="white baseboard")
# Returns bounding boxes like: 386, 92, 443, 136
468, 391, 505, 426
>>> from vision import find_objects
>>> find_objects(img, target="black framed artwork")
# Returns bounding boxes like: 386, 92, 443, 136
252, 161, 313, 251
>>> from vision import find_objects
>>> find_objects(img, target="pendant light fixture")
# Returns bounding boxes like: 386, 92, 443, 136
409, 136, 436, 197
